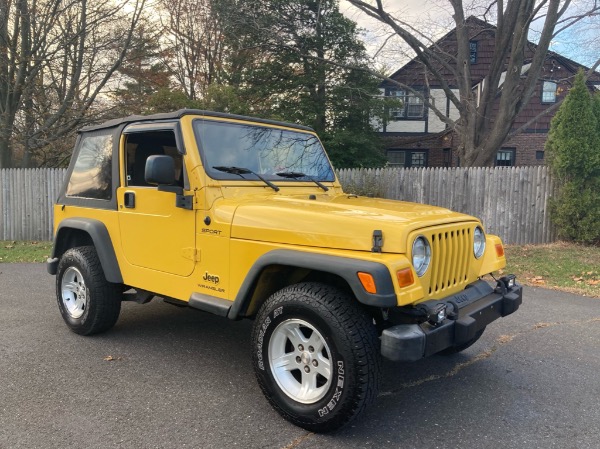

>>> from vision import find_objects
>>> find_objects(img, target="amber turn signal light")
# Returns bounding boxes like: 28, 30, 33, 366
396, 268, 414, 288
357, 272, 377, 294
495, 243, 505, 257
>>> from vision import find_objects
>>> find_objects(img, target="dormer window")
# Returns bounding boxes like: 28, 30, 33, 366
469, 41, 478, 64
542, 81, 557, 103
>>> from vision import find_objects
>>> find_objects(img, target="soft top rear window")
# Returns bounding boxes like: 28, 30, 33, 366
66, 134, 113, 200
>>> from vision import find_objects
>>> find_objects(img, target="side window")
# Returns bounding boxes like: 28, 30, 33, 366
66, 134, 113, 199
125, 131, 184, 187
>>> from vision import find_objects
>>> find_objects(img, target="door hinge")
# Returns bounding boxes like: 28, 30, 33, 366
176, 194, 193, 210
182, 247, 200, 262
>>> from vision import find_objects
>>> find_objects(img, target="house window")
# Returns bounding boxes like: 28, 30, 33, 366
542, 81, 557, 103
387, 150, 428, 167
443, 148, 452, 167
387, 150, 406, 166
469, 41, 478, 64
407, 96, 424, 118
411, 151, 427, 167
496, 148, 515, 167
389, 90, 424, 119
536, 151, 544, 160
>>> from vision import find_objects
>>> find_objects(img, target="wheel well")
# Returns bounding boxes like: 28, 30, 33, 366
242, 265, 354, 318
53, 228, 94, 259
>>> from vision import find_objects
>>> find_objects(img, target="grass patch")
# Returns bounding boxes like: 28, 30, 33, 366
0, 241, 53, 263
502, 242, 600, 298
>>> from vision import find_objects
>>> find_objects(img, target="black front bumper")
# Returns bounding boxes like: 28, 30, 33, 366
381, 279, 523, 362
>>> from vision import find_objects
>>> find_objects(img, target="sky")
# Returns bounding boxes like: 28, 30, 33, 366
339, 0, 599, 73
339, 0, 444, 71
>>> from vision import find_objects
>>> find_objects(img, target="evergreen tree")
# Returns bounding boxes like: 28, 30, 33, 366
546, 70, 600, 243
217, 0, 387, 168
113, 25, 172, 115
593, 92, 600, 149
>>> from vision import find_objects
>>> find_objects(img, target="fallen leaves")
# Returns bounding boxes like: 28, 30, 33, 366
572, 271, 599, 286
527, 276, 546, 285
497, 334, 516, 344
534, 322, 556, 329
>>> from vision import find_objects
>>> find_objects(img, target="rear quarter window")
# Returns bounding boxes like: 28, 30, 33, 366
66, 134, 113, 199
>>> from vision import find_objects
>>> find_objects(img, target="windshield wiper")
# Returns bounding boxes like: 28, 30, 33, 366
276, 172, 329, 191
213, 166, 280, 192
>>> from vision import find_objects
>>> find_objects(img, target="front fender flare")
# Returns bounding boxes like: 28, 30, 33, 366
227, 249, 397, 319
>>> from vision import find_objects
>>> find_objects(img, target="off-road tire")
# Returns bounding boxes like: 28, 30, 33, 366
56, 246, 122, 335
251, 282, 381, 432
438, 327, 486, 355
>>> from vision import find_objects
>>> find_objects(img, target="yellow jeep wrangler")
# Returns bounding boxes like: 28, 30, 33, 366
47, 109, 522, 432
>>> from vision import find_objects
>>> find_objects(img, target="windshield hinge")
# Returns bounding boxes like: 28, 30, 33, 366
372, 230, 383, 253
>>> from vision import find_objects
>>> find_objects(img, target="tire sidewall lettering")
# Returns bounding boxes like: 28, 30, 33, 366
256, 315, 271, 371
317, 360, 345, 418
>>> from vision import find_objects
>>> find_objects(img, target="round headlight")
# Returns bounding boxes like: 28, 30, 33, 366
412, 236, 431, 277
473, 226, 485, 259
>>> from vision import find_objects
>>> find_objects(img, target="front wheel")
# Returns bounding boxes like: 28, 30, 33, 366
251, 282, 381, 432
56, 246, 122, 335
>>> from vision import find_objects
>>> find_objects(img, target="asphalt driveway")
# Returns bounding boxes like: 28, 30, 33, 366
0, 263, 598, 449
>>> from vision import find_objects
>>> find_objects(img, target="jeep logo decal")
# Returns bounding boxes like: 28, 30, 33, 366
203, 272, 220, 284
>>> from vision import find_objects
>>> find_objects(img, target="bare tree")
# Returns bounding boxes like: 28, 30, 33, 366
159, 0, 226, 100
0, 0, 145, 168
346, 0, 600, 166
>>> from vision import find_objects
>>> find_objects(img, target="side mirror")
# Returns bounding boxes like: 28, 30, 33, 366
145, 155, 175, 185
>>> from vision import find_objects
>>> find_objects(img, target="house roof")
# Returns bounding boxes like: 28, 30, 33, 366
383, 16, 600, 88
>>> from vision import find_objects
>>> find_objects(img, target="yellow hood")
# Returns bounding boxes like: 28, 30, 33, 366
228, 194, 477, 253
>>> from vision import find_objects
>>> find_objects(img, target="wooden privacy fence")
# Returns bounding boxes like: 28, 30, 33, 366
0, 169, 66, 241
337, 166, 557, 245
1, 167, 556, 244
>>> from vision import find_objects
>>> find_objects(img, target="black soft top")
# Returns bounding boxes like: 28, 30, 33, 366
79, 109, 314, 133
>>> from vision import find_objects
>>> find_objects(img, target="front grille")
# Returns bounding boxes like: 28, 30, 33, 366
428, 226, 471, 296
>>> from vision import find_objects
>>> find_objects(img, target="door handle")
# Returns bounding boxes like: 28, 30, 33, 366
124, 192, 135, 208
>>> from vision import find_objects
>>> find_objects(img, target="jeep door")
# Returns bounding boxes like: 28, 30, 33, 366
117, 124, 196, 276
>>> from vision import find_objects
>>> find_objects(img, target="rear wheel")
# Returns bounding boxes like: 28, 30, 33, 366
56, 246, 122, 335
251, 282, 380, 432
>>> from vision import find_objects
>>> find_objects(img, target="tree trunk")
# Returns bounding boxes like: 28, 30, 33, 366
0, 124, 13, 168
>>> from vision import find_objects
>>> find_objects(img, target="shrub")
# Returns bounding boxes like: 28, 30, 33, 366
546, 70, 600, 244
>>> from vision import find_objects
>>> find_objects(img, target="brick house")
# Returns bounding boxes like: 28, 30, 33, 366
377, 17, 600, 168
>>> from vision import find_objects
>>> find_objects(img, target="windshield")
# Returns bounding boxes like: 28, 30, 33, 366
193, 119, 335, 182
